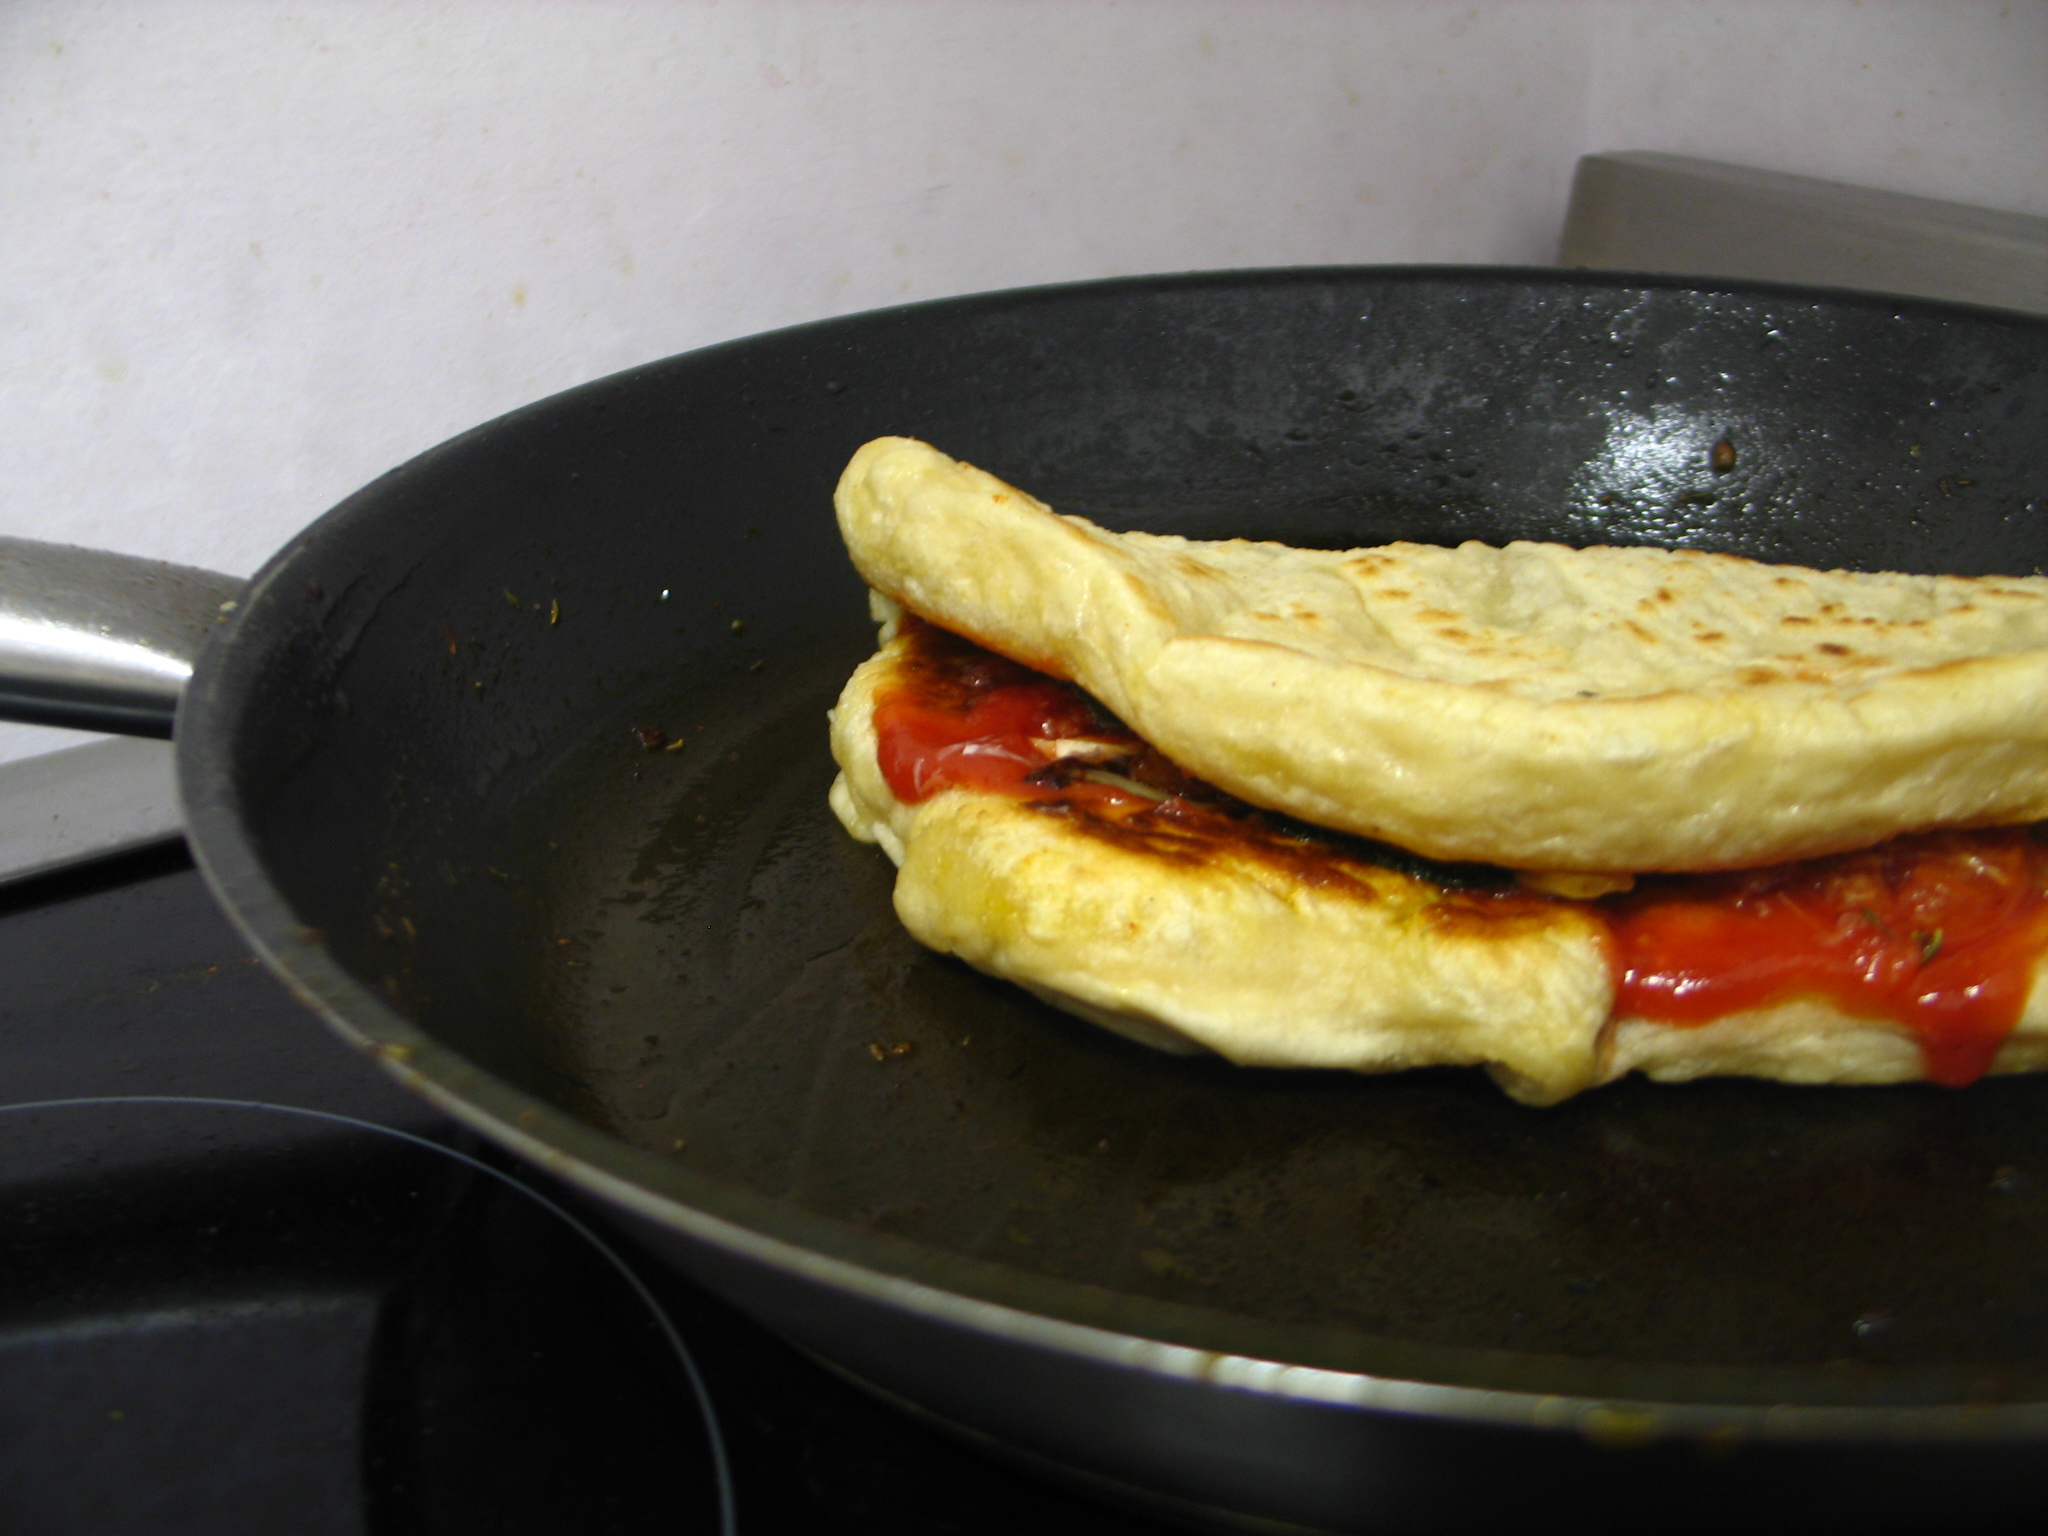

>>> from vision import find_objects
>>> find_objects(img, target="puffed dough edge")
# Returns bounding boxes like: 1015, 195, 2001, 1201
835, 437, 2048, 873
827, 620, 2048, 1104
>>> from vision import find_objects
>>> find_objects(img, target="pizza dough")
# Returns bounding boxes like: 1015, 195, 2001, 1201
826, 622, 2048, 1104
836, 437, 2048, 873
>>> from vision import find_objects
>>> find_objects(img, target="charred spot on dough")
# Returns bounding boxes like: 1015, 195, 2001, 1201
1035, 790, 1519, 902
1817, 643, 1852, 657
1740, 666, 1781, 685
1421, 891, 1583, 939
1782, 615, 1815, 627
895, 612, 1079, 698
1034, 795, 1385, 894
1696, 631, 1727, 643
1036, 801, 1220, 871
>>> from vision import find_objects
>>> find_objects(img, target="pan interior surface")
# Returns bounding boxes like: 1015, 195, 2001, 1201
186, 270, 2048, 1417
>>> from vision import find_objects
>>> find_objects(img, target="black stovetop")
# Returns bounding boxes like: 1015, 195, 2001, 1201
0, 844, 1180, 1535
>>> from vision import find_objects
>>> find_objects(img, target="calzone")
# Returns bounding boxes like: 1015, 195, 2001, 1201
827, 439, 2048, 1103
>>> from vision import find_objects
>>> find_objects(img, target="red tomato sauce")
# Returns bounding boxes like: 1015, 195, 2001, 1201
1609, 831, 2048, 1085
871, 619, 1147, 807
874, 618, 2048, 1085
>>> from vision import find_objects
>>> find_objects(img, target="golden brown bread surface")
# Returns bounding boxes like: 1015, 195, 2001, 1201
836, 436, 2048, 873
826, 621, 2048, 1104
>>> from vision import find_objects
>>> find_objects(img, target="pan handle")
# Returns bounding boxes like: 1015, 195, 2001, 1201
0, 538, 243, 738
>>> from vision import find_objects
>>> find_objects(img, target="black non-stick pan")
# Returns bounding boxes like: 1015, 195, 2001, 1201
6, 269, 2048, 1532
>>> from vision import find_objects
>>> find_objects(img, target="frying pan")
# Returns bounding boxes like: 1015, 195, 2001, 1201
6, 269, 2048, 1532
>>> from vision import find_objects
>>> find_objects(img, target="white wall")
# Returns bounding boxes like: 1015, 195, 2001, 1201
3, 0, 2043, 764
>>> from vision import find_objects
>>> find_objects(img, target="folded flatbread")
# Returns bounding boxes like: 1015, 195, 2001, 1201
836, 436, 2048, 873
827, 437, 2048, 1101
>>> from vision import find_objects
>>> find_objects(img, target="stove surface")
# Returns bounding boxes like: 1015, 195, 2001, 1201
0, 846, 1179, 1535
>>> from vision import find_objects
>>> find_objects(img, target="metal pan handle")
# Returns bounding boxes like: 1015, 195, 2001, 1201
0, 538, 243, 737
